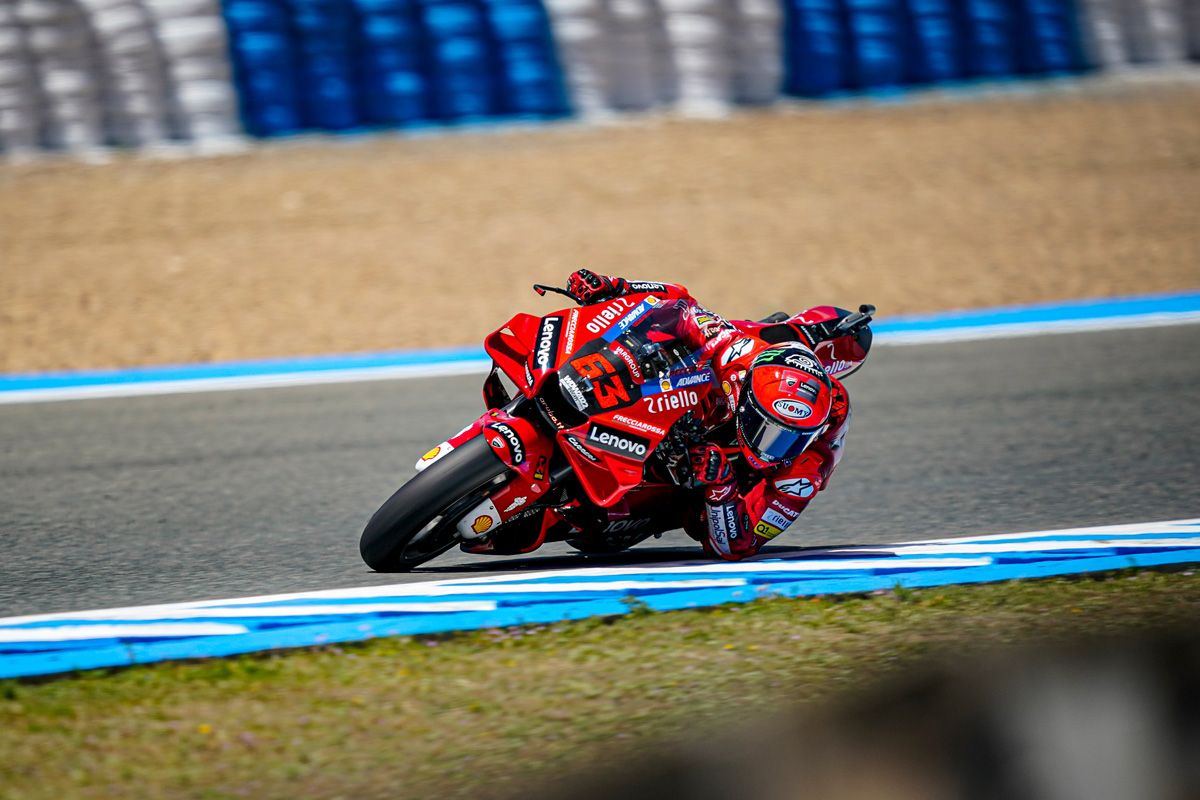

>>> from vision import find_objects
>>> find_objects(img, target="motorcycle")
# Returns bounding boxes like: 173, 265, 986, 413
359, 284, 874, 571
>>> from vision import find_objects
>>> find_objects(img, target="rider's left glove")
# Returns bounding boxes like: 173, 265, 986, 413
567, 269, 627, 305
689, 444, 736, 503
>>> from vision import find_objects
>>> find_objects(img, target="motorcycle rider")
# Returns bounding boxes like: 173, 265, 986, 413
564, 269, 865, 561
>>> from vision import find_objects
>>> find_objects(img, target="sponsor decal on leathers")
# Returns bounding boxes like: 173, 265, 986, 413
753, 520, 784, 539
720, 337, 755, 367
486, 423, 525, 465
768, 499, 800, 520
627, 281, 667, 293
774, 477, 816, 499
707, 502, 738, 556
585, 423, 650, 459
707, 482, 736, 503
534, 315, 562, 371
760, 507, 795, 532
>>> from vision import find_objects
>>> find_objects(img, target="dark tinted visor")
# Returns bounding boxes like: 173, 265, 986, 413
739, 395, 822, 463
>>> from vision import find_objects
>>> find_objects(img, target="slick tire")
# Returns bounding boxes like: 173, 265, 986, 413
360, 436, 507, 572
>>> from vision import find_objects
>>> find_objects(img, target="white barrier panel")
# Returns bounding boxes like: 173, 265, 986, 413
1078, 0, 1130, 67
1122, 0, 1188, 63
0, 0, 241, 158
1078, 0, 1191, 67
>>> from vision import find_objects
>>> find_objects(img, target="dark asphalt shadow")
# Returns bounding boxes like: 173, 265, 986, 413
371, 541, 905, 577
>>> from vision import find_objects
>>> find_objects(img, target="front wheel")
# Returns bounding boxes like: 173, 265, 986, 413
360, 436, 508, 571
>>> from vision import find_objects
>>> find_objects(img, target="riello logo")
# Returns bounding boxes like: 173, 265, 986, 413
585, 298, 635, 334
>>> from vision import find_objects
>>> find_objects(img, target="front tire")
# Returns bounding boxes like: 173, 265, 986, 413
360, 436, 507, 572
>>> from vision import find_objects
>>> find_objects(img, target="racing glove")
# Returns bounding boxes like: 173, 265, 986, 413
690, 443, 733, 493
567, 269, 627, 305
690, 444, 757, 560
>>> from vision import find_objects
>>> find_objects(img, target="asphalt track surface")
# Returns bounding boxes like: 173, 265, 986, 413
2, 324, 1198, 618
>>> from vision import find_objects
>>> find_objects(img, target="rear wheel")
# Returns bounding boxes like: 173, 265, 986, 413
360, 436, 508, 572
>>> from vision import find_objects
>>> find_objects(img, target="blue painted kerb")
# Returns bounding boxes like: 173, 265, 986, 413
2, 290, 1197, 394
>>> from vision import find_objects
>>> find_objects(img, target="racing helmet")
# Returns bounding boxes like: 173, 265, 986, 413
736, 345, 833, 467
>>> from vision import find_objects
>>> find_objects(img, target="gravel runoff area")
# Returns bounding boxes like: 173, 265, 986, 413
1, 81, 1198, 373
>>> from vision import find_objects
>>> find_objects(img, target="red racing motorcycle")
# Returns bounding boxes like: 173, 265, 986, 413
359, 285, 873, 571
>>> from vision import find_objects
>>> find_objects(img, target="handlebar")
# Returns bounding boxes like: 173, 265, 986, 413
532, 284, 578, 301
835, 303, 876, 335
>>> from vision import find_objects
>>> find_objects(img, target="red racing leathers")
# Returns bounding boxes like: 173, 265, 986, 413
565, 272, 851, 561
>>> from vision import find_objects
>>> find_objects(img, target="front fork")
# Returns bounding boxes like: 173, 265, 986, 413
450, 405, 562, 541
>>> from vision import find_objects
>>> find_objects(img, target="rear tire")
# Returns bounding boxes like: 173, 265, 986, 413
360, 436, 507, 572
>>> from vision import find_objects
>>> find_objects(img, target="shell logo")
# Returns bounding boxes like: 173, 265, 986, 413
471, 515, 494, 535
420, 446, 442, 462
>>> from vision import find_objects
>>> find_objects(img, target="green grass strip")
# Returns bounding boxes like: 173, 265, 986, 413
3, 568, 1199, 800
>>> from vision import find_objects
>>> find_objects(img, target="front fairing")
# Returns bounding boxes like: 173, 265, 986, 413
480, 293, 719, 508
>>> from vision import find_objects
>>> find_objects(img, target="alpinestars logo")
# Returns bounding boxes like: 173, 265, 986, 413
720, 337, 754, 367
774, 477, 816, 499
585, 423, 650, 460
486, 423, 525, 465
534, 315, 562, 372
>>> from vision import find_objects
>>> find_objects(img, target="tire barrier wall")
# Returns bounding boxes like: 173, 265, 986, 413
0, 0, 1198, 157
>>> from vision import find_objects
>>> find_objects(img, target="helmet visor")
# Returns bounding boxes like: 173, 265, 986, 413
739, 394, 823, 463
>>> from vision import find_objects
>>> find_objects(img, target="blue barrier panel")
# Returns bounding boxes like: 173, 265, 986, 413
1012, 0, 1085, 74
223, 0, 304, 136
352, 0, 432, 124
902, 0, 961, 83
842, 0, 906, 90
483, 0, 570, 117
783, 0, 848, 97
419, 0, 498, 119
957, 0, 1016, 77
285, 0, 362, 129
